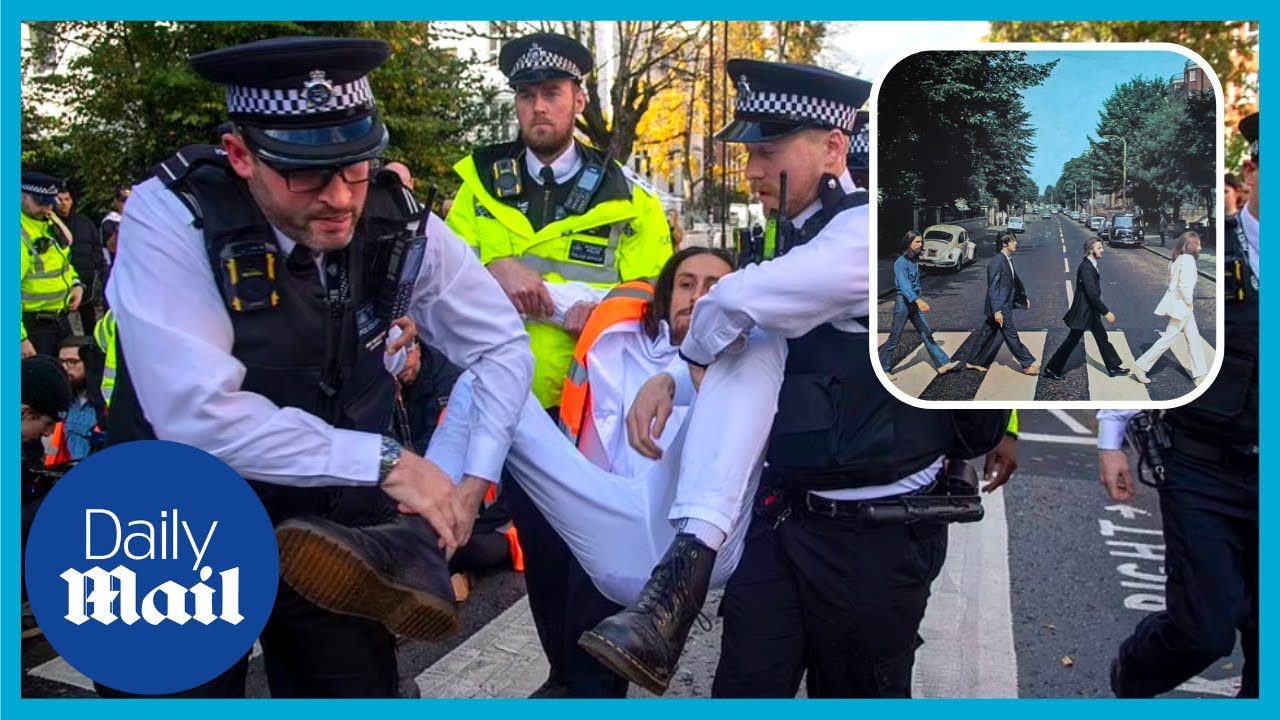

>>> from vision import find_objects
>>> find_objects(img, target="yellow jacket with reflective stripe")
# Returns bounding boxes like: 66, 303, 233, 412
94, 310, 117, 407
447, 146, 672, 408
19, 212, 78, 340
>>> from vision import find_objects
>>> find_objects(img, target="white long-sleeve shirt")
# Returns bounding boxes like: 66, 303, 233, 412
678, 172, 871, 365
1097, 410, 1138, 450
107, 175, 533, 487
541, 281, 696, 475
678, 172, 938, 500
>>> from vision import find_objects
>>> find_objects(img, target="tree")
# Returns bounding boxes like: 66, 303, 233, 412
1088, 77, 1168, 195
21, 21, 496, 219
878, 51, 1055, 220
987, 21, 1258, 169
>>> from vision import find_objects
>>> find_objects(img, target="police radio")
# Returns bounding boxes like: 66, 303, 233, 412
359, 188, 435, 352
219, 240, 280, 312
492, 158, 523, 199
563, 156, 609, 215
763, 171, 798, 261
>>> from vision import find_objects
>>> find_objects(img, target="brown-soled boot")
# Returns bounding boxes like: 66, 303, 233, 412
275, 514, 460, 641
577, 533, 715, 695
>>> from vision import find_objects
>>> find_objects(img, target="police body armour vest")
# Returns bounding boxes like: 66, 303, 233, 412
107, 145, 413, 524
1165, 213, 1258, 447
765, 190, 1006, 491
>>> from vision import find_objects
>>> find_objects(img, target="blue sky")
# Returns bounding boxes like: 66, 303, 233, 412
1021, 50, 1196, 193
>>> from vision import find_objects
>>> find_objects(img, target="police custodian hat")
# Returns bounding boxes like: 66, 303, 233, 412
716, 59, 872, 143
1240, 111, 1258, 160
21, 171, 62, 206
190, 36, 391, 168
499, 32, 593, 88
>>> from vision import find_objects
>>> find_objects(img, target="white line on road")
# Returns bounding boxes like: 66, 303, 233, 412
1065, 280, 1073, 306
1063, 257, 1069, 273
1176, 675, 1243, 697
914, 477, 1018, 698
1049, 409, 1091, 434
1020, 432, 1098, 445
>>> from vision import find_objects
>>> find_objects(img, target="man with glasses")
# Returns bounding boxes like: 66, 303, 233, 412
102, 37, 533, 697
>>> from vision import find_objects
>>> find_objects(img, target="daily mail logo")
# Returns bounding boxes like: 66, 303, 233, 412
25, 441, 278, 695
62, 508, 243, 626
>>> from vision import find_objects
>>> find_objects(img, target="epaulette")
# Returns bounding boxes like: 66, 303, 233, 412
619, 164, 658, 198
151, 144, 230, 188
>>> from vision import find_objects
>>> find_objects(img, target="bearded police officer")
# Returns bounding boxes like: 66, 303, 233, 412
103, 37, 532, 697
445, 31, 672, 697
1096, 111, 1258, 699
597, 60, 1017, 697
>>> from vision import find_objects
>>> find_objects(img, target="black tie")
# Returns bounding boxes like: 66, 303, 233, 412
287, 244, 317, 274
539, 166, 557, 187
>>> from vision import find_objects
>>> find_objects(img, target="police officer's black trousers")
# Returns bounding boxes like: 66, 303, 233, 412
23, 311, 70, 357
505, 472, 628, 697
1113, 447, 1258, 698
712, 498, 948, 698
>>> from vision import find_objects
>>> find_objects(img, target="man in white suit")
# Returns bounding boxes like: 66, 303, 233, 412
1130, 231, 1207, 384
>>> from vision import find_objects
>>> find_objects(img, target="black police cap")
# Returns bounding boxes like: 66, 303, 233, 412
1240, 112, 1258, 160
717, 59, 872, 143
499, 33, 593, 88
22, 355, 72, 421
190, 37, 392, 168
21, 171, 62, 205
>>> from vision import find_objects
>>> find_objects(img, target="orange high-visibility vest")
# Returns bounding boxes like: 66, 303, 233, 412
45, 422, 72, 468
557, 280, 655, 446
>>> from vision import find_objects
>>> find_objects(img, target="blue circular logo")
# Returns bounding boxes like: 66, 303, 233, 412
25, 441, 278, 695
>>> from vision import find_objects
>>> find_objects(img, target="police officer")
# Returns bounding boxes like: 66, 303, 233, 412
20, 171, 84, 358
602, 60, 1017, 697
444, 32, 672, 697
102, 36, 533, 698
1096, 112, 1258, 699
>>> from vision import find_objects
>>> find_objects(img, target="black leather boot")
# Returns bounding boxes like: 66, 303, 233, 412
275, 514, 460, 641
577, 533, 715, 695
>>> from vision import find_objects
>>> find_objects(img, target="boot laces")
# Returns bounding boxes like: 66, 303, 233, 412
634, 547, 692, 622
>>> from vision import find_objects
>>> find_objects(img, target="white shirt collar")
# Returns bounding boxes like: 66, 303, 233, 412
526, 142, 582, 186
1088, 256, 1098, 269
791, 171, 858, 229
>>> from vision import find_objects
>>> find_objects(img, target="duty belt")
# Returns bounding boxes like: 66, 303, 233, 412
1168, 428, 1258, 469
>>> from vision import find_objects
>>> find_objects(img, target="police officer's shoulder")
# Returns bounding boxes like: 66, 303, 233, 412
470, 140, 523, 169
151, 143, 229, 188
618, 164, 658, 198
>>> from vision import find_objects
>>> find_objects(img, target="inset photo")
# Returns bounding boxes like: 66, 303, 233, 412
873, 46, 1223, 406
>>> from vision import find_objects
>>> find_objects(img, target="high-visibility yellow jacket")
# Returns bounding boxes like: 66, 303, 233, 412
20, 212, 78, 341
446, 142, 672, 408
94, 309, 117, 407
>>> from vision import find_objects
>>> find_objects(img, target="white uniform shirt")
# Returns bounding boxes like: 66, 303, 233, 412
107, 176, 533, 487
526, 143, 583, 186
677, 171, 938, 500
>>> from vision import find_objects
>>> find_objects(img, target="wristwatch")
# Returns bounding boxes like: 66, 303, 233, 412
378, 436, 404, 485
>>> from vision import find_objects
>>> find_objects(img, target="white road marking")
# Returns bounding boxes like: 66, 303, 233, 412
1065, 280, 1073, 306
974, 332, 1046, 401
1049, 409, 1091, 434
914, 479, 1018, 698
1063, 257, 1069, 273
881, 331, 969, 398
1084, 331, 1150, 401
1019, 431, 1098, 445
1176, 674, 1243, 697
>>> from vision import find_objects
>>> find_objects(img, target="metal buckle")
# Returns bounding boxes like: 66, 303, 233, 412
805, 492, 840, 518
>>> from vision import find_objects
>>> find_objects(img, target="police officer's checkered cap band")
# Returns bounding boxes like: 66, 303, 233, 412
21, 181, 59, 195
226, 77, 374, 116
736, 91, 857, 133
511, 44, 582, 80
850, 126, 870, 153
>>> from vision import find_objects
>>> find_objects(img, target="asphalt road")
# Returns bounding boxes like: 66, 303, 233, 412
21, 412, 1246, 700
878, 213, 1219, 402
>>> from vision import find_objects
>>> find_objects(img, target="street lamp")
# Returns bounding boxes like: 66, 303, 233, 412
1064, 180, 1078, 212
1102, 134, 1127, 210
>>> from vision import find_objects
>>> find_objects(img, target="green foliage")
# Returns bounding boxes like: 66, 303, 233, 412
22, 21, 496, 220
878, 51, 1056, 216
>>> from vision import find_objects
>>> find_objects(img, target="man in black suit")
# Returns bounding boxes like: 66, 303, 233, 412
1042, 238, 1128, 380
965, 233, 1039, 375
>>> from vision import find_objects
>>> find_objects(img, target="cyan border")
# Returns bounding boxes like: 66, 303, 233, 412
5, 6, 1270, 719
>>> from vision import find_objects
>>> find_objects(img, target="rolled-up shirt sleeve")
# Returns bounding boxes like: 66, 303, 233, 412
107, 178, 383, 486
1097, 409, 1139, 450
408, 215, 533, 482
680, 204, 870, 365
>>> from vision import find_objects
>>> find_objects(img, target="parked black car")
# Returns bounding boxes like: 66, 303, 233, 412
1107, 214, 1143, 247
